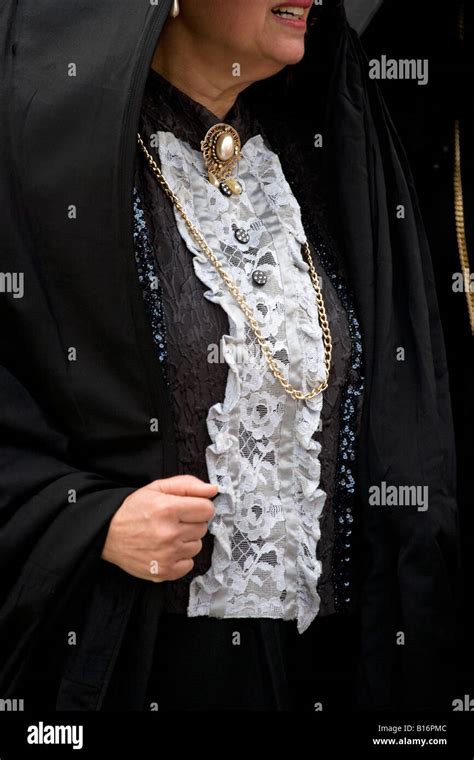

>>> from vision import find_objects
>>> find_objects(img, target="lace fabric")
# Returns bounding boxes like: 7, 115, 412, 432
155, 129, 329, 633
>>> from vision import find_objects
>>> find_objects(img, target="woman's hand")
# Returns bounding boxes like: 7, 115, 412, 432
101, 474, 217, 582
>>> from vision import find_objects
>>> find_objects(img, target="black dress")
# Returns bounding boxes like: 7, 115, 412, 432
129, 69, 363, 711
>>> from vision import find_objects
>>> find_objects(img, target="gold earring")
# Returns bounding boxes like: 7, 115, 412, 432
169, 0, 180, 18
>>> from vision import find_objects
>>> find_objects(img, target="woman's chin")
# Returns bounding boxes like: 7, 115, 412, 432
266, 40, 306, 67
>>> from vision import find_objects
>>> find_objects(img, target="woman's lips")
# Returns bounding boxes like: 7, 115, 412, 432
271, 14, 307, 30
271, 5, 308, 30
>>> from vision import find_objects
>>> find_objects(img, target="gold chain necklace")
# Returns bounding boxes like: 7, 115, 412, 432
453, 3, 474, 335
453, 119, 474, 334
137, 132, 332, 400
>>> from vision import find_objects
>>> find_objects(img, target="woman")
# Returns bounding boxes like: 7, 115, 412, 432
0, 0, 459, 711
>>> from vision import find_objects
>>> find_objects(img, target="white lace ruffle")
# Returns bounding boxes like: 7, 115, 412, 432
156, 131, 328, 633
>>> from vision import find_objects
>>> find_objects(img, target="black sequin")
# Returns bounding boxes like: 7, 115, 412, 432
306, 228, 364, 613
133, 186, 170, 386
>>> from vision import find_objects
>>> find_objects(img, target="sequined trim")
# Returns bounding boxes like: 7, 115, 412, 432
306, 228, 364, 613
133, 186, 170, 386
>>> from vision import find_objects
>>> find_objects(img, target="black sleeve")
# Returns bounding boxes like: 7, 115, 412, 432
0, 357, 136, 693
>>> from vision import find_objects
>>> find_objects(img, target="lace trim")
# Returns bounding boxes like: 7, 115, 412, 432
155, 131, 328, 633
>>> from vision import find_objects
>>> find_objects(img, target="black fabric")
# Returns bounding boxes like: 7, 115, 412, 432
118, 611, 357, 712
361, 0, 474, 695
0, 0, 175, 709
0, 0, 460, 710
329, 15, 460, 710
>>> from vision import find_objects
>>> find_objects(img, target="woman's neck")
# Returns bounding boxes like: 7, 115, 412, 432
151, 23, 252, 120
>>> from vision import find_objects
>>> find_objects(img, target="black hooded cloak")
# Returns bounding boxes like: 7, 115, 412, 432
0, 0, 460, 710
